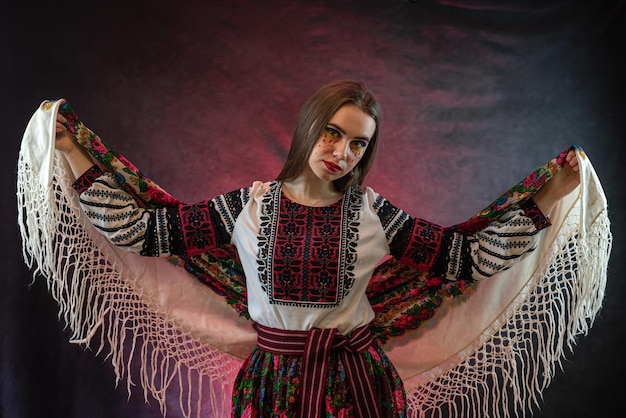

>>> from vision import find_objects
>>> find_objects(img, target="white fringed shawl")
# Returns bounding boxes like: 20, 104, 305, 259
17, 100, 612, 417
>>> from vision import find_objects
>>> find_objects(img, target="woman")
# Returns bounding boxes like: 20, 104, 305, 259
49, 80, 582, 417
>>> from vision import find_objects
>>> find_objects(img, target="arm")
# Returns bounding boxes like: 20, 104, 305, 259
56, 112, 236, 257
55, 111, 168, 255
378, 150, 580, 281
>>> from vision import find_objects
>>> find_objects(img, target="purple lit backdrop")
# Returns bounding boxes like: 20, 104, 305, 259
2, 1, 624, 417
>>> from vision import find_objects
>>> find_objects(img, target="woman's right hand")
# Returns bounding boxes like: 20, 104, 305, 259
54, 111, 95, 178
55, 113, 77, 154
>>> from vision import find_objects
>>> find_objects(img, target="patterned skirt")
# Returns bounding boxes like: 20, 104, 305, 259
231, 330, 407, 418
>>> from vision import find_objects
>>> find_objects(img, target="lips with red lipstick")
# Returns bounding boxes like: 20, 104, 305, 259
323, 160, 342, 173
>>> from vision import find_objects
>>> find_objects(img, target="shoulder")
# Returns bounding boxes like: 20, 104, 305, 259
250, 180, 274, 195
355, 185, 386, 210
219, 180, 278, 204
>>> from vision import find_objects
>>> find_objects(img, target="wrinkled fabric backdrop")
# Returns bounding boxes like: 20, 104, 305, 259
2, 0, 624, 417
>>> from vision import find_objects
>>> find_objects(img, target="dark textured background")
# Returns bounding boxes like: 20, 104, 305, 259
2, 0, 624, 417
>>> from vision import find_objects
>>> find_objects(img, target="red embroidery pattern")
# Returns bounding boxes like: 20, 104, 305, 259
520, 198, 552, 231
399, 219, 443, 271
72, 165, 104, 194
272, 199, 343, 305
178, 202, 216, 256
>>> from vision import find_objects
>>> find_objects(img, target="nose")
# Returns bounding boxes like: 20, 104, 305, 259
332, 139, 350, 161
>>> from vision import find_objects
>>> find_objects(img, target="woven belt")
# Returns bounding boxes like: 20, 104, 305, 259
256, 323, 383, 418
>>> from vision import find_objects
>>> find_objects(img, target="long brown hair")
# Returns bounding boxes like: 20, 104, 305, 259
276, 80, 382, 192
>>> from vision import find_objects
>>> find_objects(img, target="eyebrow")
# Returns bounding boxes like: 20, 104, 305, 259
327, 123, 371, 142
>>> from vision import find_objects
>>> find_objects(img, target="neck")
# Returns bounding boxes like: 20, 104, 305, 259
282, 176, 341, 207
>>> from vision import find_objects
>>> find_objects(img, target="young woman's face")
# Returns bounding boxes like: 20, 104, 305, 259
307, 104, 376, 182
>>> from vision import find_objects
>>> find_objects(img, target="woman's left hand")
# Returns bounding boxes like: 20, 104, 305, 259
533, 149, 581, 215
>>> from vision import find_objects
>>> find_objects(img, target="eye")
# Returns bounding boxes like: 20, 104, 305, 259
325, 127, 341, 139
350, 140, 369, 152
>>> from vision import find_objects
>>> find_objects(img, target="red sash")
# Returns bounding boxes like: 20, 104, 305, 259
256, 323, 383, 418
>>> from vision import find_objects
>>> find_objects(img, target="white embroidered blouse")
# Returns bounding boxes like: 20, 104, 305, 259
74, 167, 550, 335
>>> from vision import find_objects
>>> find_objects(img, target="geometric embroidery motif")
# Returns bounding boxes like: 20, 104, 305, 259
519, 198, 551, 230
72, 165, 104, 194
257, 182, 359, 308
399, 219, 443, 271
178, 202, 216, 256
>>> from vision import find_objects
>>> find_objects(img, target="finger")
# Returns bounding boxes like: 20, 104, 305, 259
568, 154, 580, 171
58, 113, 67, 123
566, 151, 578, 164
567, 155, 578, 166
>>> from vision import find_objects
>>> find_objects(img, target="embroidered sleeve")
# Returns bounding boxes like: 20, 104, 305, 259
373, 193, 551, 281
72, 169, 247, 257
179, 189, 246, 256
373, 194, 443, 271
433, 199, 551, 281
